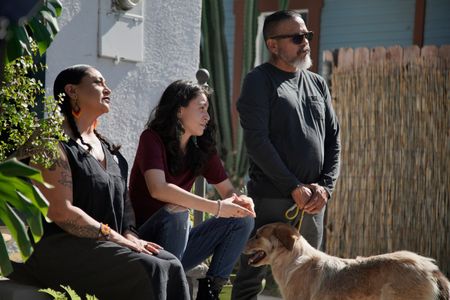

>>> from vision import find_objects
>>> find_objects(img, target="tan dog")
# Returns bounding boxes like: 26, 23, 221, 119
244, 222, 450, 300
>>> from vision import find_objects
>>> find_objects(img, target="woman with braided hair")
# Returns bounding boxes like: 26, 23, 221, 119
8, 65, 190, 300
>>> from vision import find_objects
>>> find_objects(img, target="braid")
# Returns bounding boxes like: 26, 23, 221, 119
54, 65, 94, 153
61, 96, 92, 152
54, 65, 120, 156
71, 117, 92, 152
94, 129, 121, 154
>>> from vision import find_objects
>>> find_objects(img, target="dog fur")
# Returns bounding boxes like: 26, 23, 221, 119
244, 222, 450, 300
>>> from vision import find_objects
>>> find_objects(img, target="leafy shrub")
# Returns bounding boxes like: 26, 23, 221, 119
40, 285, 98, 300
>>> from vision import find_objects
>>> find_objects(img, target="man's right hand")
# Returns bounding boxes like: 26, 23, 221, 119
291, 184, 313, 209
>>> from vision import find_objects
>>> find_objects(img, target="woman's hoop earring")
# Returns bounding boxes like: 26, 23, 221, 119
72, 109, 81, 119
72, 101, 81, 119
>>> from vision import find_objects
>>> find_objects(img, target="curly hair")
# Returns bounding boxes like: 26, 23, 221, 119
146, 80, 217, 176
53, 64, 120, 154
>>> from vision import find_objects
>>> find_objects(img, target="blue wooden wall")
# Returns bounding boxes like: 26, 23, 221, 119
319, 0, 416, 53
221, 0, 450, 79
424, 0, 450, 46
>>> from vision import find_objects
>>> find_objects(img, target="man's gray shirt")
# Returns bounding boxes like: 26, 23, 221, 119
238, 62, 341, 198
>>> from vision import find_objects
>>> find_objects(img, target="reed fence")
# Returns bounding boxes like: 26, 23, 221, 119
323, 45, 450, 276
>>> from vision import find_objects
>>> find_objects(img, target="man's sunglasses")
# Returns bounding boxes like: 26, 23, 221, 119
269, 31, 314, 44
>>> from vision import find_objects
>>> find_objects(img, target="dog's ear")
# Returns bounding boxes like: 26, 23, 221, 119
274, 225, 298, 251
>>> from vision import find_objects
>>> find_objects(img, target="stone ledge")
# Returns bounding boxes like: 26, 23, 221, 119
0, 227, 49, 299
0, 279, 50, 300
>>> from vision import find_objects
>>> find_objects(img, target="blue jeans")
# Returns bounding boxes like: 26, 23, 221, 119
138, 206, 254, 279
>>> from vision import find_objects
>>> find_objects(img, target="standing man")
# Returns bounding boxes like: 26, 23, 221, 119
231, 10, 341, 299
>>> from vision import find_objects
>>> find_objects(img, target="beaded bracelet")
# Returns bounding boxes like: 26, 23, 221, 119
215, 200, 222, 218
98, 223, 111, 240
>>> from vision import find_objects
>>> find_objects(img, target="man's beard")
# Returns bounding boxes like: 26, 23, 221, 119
293, 53, 312, 71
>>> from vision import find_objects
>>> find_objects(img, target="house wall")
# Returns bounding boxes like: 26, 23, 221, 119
423, 0, 450, 45
45, 0, 202, 166
319, 0, 415, 51
318, 0, 415, 72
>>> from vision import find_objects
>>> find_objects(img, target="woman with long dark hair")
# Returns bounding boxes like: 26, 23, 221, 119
129, 80, 255, 299
8, 65, 189, 300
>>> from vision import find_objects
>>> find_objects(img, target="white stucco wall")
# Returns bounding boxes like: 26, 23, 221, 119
45, 0, 202, 167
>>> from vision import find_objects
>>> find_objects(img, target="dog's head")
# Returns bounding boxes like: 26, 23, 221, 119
244, 222, 300, 267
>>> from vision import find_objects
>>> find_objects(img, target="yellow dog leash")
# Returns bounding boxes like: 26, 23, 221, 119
285, 204, 305, 232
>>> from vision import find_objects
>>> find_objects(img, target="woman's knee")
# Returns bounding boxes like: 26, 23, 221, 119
156, 249, 180, 261
160, 251, 186, 276
169, 256, 184, 273
168, 210, 190, 228
232, 216, 254, 235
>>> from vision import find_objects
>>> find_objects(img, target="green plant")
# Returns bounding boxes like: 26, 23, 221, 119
0, 50, 66, 166
0, 159, 50, 275
40, 285, 98, 300
200, 1, 291, 190
5, 0, 62, 65
219, 283, 232, 300
0, 50, 66, 276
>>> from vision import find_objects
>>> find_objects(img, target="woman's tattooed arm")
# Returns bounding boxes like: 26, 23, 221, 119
37, 146, 101, 239
57, 214, 99, 239
49, 155, 72, 189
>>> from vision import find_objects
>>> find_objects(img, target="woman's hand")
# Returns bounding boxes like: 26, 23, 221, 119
232, 193, 255, 215
113, 231, 163, 255
218, 194, 256, 218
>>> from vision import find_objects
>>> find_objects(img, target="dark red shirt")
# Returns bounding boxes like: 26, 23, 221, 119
129, 129, 228, 226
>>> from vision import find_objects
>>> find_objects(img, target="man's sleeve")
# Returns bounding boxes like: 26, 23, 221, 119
237, 71, 299, 196
317, 79, 341, 197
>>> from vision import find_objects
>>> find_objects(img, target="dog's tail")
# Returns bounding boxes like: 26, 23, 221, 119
434, 270, 450, 300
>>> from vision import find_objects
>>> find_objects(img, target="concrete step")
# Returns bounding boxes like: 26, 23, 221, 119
0, 227, 50, 299
0, 279, 50, 300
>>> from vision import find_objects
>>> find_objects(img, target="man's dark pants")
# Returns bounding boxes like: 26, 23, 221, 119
231, 196, 325, 300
